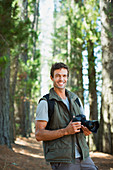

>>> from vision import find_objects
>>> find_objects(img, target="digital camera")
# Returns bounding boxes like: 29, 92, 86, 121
72, 114, 99, 133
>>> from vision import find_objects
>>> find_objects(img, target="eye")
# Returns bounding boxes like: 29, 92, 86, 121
55, 74, 60, 78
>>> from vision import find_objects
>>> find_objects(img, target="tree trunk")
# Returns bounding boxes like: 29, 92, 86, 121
0, 0, 13, 148
53, 0, 57, 57
19, 98, 30, 137
19, 0, 29, 137
67, 0, 84, 103
69, 54, 84, 103
100, 0, 113, 154
87, 39, 98, 150
0, 53, 11, 148
32, 0, 40, 59
10, 55, 19, 143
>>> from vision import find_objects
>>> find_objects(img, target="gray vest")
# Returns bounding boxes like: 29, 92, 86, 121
43, 88, 89, 163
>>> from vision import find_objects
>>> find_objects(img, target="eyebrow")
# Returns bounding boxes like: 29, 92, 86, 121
55, 73, 67, 76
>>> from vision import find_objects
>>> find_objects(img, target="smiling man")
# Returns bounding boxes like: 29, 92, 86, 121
35, 62, 98, 170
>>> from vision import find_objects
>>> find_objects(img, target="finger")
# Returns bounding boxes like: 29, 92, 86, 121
72, 124, 81, 129
75, 129, 81, 133
81, 126, 92, 135
71, 124, 81, 132
73, 126, 81, 133
81, 125, 88, 131
72, 122, 81, 125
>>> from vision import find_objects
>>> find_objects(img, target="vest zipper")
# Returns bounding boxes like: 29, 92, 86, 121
69, 99, 76, 163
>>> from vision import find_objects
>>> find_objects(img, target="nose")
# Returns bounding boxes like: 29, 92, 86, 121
59, 76, 63, 80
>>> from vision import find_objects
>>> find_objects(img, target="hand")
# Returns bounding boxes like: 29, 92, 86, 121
81, 125, 92, 136
65, 121, 81, 135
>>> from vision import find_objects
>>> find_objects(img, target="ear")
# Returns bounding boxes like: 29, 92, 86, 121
50, 76, 53, 81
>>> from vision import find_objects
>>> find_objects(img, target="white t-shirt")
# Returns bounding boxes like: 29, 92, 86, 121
36, 100, 49, 121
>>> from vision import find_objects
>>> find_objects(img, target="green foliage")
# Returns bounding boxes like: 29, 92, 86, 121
0, 1, 31, 46
0, 56, 10, 77
82, 0, 100, 44
15, 123, 21, 135
0, 56, 8, 66
15, 49, 40, 104
71, 85, 83, 93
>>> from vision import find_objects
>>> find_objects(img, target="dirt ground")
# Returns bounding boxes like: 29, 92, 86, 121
0, 133, 113, 170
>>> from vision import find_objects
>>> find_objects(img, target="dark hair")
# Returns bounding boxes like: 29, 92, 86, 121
50, 62, 69, 78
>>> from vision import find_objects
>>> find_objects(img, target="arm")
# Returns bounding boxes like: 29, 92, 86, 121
35, 120, 81, 141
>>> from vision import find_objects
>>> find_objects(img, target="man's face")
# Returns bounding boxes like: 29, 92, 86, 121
51, 68, 68, 89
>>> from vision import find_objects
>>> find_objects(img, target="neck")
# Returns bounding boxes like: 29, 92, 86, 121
54, 87, 66, 99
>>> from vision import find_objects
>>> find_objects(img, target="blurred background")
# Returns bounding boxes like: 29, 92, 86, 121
0, 0, 113, 156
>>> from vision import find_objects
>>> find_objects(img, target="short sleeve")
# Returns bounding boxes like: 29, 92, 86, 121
35, 100, 49, 122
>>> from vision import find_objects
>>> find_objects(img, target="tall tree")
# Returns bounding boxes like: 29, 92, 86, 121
87, 40, 98, 150
82, 0, 100, 150
10, 55, 19, 143
0, 0, 13, 148
0, 54, 11, 148
19, 0, 30, 137
100, 0, 113, 154
69, 0, 84, 103
9, 1, 32, 142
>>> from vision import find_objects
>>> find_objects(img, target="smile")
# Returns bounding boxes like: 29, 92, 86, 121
58, 82, 65, 85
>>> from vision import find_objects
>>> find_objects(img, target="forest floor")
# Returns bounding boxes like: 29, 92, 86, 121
0, 133, 113, 170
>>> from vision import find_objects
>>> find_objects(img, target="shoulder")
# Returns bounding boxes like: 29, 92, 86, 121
37, 100, 48, 110
66, 89, 83, 107
39, 100, 47, 104
36, 99, 49, 121
66, 89, 78, 99
39, 96, 48, 103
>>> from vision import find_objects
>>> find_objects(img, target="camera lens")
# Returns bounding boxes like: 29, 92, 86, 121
86, 121, 99, 133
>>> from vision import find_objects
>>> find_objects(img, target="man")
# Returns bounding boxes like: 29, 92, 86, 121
35, 62, 98, 170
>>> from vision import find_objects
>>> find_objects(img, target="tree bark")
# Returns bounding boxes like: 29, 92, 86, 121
10, 55, 19, 143
0, 0, 13, 148
32, 0, 40, 60
100, 0, 113, 154
0, 53, 11, 148
87, 39, 98, 150
18, 0, 29, 137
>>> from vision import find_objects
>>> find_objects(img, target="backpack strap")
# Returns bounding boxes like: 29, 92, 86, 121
43, 94, 55, 129
75, 98, 81, 107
